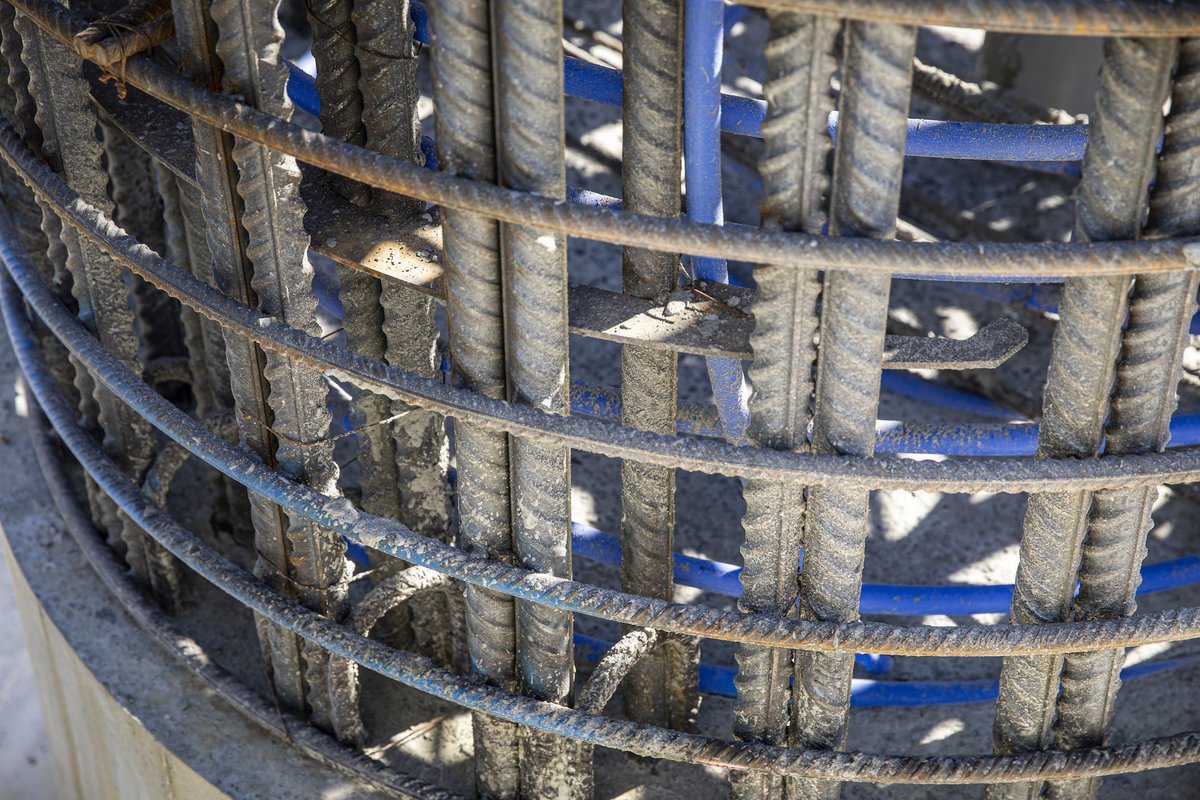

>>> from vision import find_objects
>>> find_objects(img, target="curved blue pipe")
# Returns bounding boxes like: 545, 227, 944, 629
570, 523, 1200, 616
568, 379, 1200, 457
572, 633, 1197, 705
286, 10, 1091, 166
837, 114, 1087, 162
880, 371, 1020, 421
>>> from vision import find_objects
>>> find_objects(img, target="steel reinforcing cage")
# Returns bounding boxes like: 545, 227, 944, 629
3, 0, 1200, 797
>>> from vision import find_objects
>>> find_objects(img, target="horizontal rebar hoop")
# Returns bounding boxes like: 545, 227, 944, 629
10, 257, 1200, 786
2, 0, 1199, 794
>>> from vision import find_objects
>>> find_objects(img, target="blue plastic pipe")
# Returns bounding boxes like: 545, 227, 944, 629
685, 0, 751, 443
285, 12, 1093, 173
880, 371, 1020, 421
570, 523, 1200, 616
572, 633, 1197, 705
568, 378, 1200, 457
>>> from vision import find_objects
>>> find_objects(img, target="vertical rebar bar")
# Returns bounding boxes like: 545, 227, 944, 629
153, 163, 210, 414
214, 0, 357, 740
301, 0, 409, 577
789, 21, 915, 800
493, 0, 589, 794
360, 0, 452, 546
988, 36, 1176, 800
170, 0, 305, 718
173, 170, 250, 539
619, 0, 699, 732
15, 7, 162, 605
305, 0, 367, 205
1047, 38, 1195, 800
5, 6, 109, 544
95, 116, 184, 611
97, 115, 185, 368
172, 175, 234, 415
732, 12, 836, 800
0, 1, 73, 414
172, 0, 355, 740
429, 0, 520, 794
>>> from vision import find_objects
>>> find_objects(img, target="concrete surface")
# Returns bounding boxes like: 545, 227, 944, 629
0, 554, 55, 800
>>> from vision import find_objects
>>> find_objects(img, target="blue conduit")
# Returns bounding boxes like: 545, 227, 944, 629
684, 0, 751, 444
723, 2, 749, 33
879, 371, 1020, 421
939, 277, 1200, 334
569, 523, 1200, 617
297, 5, 1200, 702
568, 378, 1200, 457
572, 633, 1198, 705
286, 11, 1094, 168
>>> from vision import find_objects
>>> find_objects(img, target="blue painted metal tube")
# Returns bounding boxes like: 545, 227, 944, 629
684, 0, 750, 443
570, 523, 1200, 616
565, 380, 1200, 456
880, 371, 1020, 421
723, 2, 748, 33
523, 41, 1092, 160
875, 420, 1040, 457
828, 113, 1088, 162
572, 633, 1196, 705
286, 62, 322, 116
285, 11, 1092, 181
551, 46, 1092, 159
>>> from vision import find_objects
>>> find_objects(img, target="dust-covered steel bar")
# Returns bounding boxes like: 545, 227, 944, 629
989, 37, 1178, 800
1047, 38, 1200, 800
13, 6, 163, 603
428, 0, 521, 794
7, 0, 1200, 794
353, 0, 453, 664
171, 0, 356, 738
303, 0, 403, 567
492, 0, 590, 794
618, 0, 699, 732
9, 204, 1200, 785
789, 21, 916, 800
732, 11, 836, 800
359, 0, 452, 576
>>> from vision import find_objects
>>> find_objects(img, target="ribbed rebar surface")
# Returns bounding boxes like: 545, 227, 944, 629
1, 0, 1200, 797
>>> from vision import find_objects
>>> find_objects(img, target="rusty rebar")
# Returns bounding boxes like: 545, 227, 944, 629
349, 0, 452, 667
6, 1, 1200, 794
15, 125, 1200, 496
13, 0, 1200, 281
306, 0, 367, 204
789, 21, 915, 800
14, 7, 161, 607
11, 263, 1200, 785
171, 0, 356, 739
